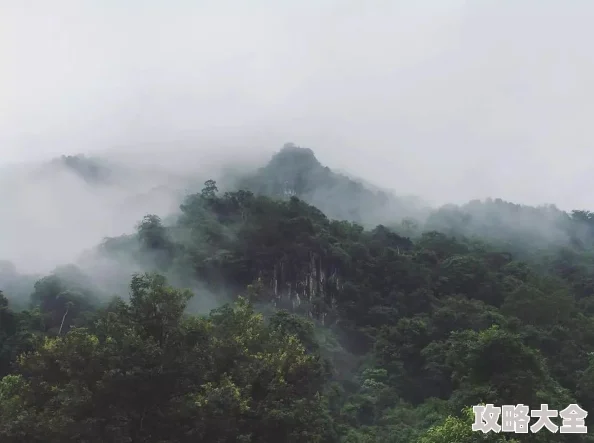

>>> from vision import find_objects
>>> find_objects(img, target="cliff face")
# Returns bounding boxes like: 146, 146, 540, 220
265, 251, 343, 324
171, 180, 354, 323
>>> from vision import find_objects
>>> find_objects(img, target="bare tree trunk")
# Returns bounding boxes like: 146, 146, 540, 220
58, 307, 69, 335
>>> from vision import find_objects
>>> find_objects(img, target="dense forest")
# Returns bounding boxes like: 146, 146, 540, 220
1, 145, 594, 442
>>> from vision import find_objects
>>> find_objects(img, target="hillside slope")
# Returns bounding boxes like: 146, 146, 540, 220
1, 146, 594, 442
235, 143, 430, 226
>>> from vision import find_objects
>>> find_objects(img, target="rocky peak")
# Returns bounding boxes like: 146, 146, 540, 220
264, 143, 323, 176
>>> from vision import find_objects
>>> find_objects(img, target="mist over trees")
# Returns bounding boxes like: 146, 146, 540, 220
1, 144, 594, 442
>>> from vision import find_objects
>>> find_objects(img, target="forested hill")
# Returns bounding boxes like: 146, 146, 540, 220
235, 143, 430, 225
1, 146, 594, 442
237, 144, 594, 258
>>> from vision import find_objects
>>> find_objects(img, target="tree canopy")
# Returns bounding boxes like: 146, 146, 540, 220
2, 146, 594, 442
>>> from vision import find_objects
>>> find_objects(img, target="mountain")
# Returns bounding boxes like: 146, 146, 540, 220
236, 143, 430, 225
2, 144, 594, 442
234, 144, 594, 256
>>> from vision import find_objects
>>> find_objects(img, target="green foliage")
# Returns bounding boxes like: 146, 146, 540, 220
4, 152, 594, 442
0, 276, 335, 442
416, 407, 515, 443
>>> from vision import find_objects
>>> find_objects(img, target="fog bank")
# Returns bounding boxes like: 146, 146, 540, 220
0, 148, 260, 274
2, 1, 594, 210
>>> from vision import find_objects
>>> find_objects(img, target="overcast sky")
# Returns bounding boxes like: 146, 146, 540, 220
2, 0, 594, 208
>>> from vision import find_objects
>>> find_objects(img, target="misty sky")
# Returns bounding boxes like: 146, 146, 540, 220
2, 0, 594, 208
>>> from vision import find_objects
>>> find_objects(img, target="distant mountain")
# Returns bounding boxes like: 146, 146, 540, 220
0, 153, 204, 273
235, 143, 430, 225
232, 144, 594, 255
50, 155, 113, 184
423, 198, 594, 258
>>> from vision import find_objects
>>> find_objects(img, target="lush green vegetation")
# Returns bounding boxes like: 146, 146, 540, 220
2, 146, 594, 442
